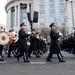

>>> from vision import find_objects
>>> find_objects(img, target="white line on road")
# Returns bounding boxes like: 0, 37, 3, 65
0, 61, 6, 64
30, 62, 46, 64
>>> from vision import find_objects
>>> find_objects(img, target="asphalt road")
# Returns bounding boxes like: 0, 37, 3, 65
0, 51, 75, 75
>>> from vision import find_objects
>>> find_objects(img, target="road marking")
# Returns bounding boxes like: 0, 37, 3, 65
30, 62, 46, 64
0, 61, 6, 64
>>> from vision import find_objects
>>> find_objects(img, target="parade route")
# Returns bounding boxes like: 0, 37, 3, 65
0, 1, 75, 75
0, 51, 75, 75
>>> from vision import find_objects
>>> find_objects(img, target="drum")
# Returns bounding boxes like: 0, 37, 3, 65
0, 31, 9, 46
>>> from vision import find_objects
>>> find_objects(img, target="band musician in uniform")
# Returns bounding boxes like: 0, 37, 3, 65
7, 29, 16, 57
0, 26, 5, 61
17, 23, 30, 62
0, 45, 4, 61
46, 23, 65, 62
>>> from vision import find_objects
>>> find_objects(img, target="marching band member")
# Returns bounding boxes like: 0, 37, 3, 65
0, 45, 4, 61
28, 29, 40, 58
0, 26, 5, 61
7, 29, 16, 57
17, 23, 30, 62
39, 34, 47, 54
36, 32, 42, 56
46, 23, 65, 62
61, 33, 75, 54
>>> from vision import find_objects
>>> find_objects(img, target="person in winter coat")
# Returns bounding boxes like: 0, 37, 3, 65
46, 23, 65, 62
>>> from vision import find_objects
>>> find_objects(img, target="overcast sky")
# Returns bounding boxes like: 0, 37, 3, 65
0, 0, 7, 25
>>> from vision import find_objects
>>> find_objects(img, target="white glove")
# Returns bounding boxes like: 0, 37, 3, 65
28, 32, 31, 34
59, 32, 63, 36
37, 37, 39, 38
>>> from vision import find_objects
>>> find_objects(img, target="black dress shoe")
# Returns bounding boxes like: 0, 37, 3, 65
8, 56, 12, 58
36, 56, 40, 58
46, 59, 52, 62
28, 56, 32, 58
0, 59, 4, 61
39, 52, 43, 55
16, 56, 19, 61
0, 60, 6, 63
59, 60, 66, 62
24, 60, 30, 63
14, 55, 17, 57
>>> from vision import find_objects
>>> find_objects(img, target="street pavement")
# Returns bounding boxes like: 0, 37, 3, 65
0, 51, 75, 75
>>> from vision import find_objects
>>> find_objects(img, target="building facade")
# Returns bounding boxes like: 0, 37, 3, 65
5, 0, 75, 35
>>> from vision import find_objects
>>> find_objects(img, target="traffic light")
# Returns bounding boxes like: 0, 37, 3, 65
65, 0, 68, 1
27, 12, 32, 23
33, 11, 38, 23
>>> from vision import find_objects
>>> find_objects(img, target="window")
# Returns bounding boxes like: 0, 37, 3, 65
22, 18, 27, 25
60, 4, 64, 9
50, 0, 54, 3
40, 13, 44, 22
50, 12, 55, 23
40, 13, 44, 26
50, 4, 54, 10
60, 11, 65, 23
60, 0, 64, 2
22, 12, 26, 16
22, 10, 27, 25
11, 11, 15, 28
40, 0, 44, 3
40, 5, 44, 10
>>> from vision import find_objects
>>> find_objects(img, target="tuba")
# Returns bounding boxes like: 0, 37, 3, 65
8, 31, 19, 43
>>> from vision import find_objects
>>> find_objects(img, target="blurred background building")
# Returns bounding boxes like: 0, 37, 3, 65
5, 0, 75, 35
